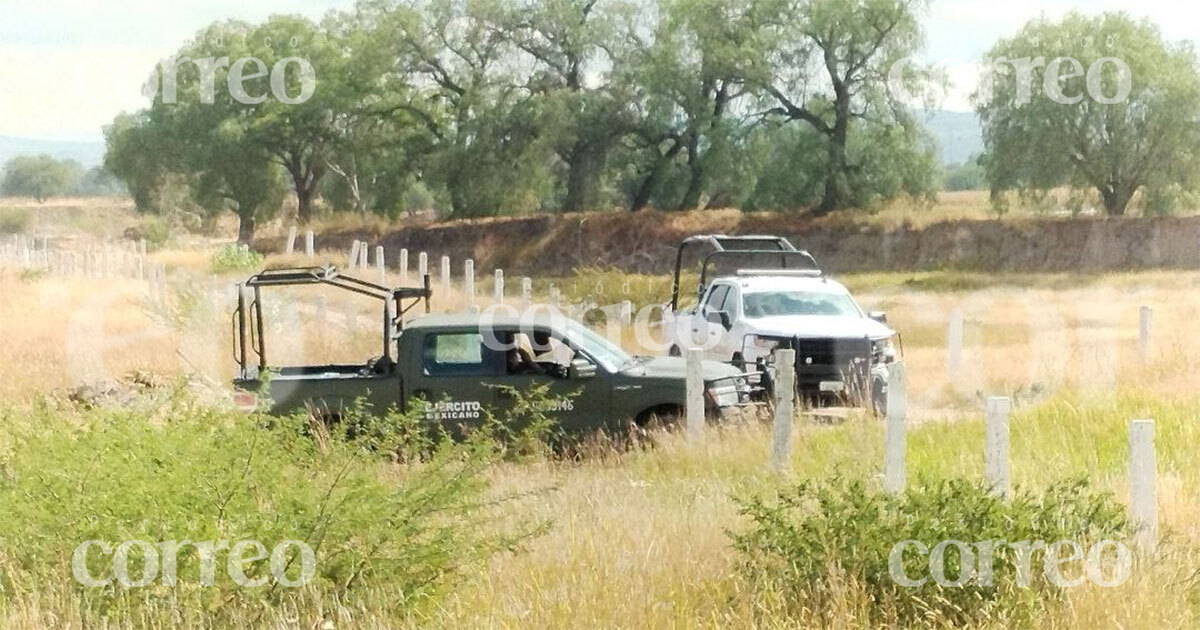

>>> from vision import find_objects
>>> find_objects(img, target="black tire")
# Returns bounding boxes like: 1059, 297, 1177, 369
635, 404, 682, 429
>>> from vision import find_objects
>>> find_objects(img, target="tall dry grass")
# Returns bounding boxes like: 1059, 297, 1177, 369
2, 240, 1200, 628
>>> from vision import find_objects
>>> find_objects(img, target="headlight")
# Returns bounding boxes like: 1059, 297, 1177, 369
750, 335, 783, 350
872, 337, 896, 363
705, 383, 741, 407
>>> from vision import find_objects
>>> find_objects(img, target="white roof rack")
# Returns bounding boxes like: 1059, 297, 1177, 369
735, 269, 823, 277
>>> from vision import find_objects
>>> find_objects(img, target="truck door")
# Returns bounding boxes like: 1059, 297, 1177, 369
691, 283, 731, 360
490, 328, 613, 435
405, 330, 504, 435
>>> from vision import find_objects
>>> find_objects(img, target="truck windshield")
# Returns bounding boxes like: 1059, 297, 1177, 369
743, 290, 861, 318
566, 322, 633, 371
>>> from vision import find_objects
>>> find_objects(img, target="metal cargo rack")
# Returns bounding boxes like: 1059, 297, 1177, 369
669, 234, 822, 311
233, 265, 432, 380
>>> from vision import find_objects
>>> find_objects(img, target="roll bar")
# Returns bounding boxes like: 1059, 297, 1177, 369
233, 265, 432, 379
668, 235, 821, 310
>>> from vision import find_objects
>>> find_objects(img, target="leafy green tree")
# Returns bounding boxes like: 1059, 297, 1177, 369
104, 112, 172, 213
0, 155, 75, 202
238, 16, 341, 225
976, 12, 1200, 216
74, 167, 126, 196
619, 0, 759, 211
500, 0, 631, 211
754, 0, 936, 214
942, 158, 984, 191
320, 7, 435, 216
370, 0, 555, 218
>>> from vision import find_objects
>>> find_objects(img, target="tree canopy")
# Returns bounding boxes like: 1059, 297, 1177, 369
103, 0, 949, 236
976, 12, 1200, 216
1, 155, 76, 203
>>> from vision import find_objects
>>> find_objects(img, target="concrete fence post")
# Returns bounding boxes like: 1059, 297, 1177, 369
985, 396, 1012, 498
358, 244, 368, 271
1129, 419, 1158, 555
884, 361, 908, 494
304, 230, 314, 258
521, 277, 533, 310
1139, 306, 1153, 361
494, 269, 504, 303
375, 246, 386, 284
464, 259, 475, 305
348, 240, 361, 271
285, 227, 297, 254
771, 348, 796, 470
400, 249, 409, 283
685, 348, 704, 442
441, 255, 451, 293
418, 252, 428, 280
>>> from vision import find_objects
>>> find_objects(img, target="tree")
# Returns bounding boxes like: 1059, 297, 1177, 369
755, 0, 936, 214
0, 155, 75, 202
976, 12, 1200, 216
320, 6, 435, 216
370, 0, 555, 218
500, 0, 630, 212
240, 16, 341, 225
942, 158, 984, 191
104, 112, 172, 213
619, 0, 759, 211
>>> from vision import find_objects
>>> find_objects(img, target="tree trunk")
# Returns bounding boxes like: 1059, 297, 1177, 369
815, 82, 852, 216
678, 137, 705, 211
630, 140, 682, 212
287, 155, 324, 225
237, 214, 256, 245
1101, 183, 1134, 216
563, 141, 600, 213
296, 188, 315, 225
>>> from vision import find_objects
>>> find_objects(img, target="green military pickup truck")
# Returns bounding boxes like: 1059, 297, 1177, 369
231, 266, 748, 434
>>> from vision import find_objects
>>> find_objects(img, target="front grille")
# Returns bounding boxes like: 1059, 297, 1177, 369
788, 337, 872, 388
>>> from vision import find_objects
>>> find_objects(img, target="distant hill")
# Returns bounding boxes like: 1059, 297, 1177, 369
919, 109, 984, 166
0, 136, 105, 168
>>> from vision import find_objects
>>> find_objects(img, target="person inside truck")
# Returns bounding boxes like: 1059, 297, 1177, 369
530, 330, 575, 377
506, 333, 541, 375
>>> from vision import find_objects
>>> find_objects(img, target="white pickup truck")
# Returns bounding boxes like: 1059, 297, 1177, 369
662, 235, 897, 411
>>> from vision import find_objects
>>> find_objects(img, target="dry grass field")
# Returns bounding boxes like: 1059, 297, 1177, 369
1, 196, 1198, 628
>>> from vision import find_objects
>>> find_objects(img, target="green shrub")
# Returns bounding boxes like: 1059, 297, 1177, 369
0, 207, 31, 234
731, 476, 1130, 627
0, 397, 537, 626
211, 244, 265, 274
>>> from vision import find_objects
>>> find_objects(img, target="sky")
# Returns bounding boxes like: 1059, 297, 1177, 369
1, 0, 1198, 142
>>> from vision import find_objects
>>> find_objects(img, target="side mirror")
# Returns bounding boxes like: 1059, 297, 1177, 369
568, 357, 597, 379
868, 311, 888, 324
706, 310, 731, 329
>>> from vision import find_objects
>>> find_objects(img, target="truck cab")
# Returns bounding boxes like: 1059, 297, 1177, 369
232, 266, 747, 433
662, 235, 898, 411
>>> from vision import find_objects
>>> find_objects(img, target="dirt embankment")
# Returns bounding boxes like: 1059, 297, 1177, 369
263, 210, 1200, 276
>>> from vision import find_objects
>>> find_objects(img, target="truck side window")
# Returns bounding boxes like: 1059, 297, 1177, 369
717, 285, 738, 318
702, 285, 730, 314
422, 333, 500, 376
